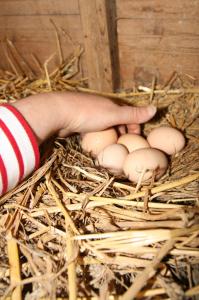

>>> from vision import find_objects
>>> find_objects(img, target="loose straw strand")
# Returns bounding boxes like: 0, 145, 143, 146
6, 232, 22, 300
121, 239, 175, 300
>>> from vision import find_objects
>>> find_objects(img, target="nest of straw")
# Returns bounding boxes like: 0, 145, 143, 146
0, 40, 199, 300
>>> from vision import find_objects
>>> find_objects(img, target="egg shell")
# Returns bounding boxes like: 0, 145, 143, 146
147, 126, 185, 155
81, 128, 118, 157
117, 133, 150, 153
96, 144, 129, 175
123, 148, 168, 183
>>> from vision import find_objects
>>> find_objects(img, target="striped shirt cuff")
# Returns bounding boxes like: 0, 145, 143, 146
0, 104, 40, 195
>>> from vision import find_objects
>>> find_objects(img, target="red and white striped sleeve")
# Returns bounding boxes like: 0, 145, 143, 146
0, 104, 40, 196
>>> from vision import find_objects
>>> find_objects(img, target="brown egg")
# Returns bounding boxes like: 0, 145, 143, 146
123, 148, 168, 183
147, 126, 185, 155
117, 133, 150, 152
81, 128, 118, 157
96, 144, 129, 175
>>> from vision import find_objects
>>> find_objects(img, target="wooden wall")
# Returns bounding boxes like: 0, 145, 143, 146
116, 0, 199, 88
0, 0, 83, 73
0, 0, 199, 90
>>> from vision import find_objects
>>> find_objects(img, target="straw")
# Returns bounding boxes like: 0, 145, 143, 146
0, 37, 199, 299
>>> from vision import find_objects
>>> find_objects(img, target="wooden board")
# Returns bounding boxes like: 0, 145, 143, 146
79, 0, 115, 92
116, 0, 199, 18
0, 0, 199, 88
116, 0, 199, 87
0, 0, 79, 15
0, 14, 83, 73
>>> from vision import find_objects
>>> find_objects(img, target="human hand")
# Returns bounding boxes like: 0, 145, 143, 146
12, 92, 156, 144
57, 92, 156, 137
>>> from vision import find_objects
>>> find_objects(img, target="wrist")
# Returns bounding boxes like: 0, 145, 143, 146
12, 93, 64, 145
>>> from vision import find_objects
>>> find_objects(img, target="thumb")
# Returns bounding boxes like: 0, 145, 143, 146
117, 105, 157, 124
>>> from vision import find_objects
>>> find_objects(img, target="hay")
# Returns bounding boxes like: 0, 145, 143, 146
0, 40, 199, 300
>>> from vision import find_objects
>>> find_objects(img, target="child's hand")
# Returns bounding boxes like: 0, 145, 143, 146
57, 92, 156, 137
12, 92, 156, 144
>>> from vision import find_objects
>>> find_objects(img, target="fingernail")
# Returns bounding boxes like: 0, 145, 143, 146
147, 105, 157, 116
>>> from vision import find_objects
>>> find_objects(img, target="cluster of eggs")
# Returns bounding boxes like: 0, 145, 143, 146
81, 126, 185, 183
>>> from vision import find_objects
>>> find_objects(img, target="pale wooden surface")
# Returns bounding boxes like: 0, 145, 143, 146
79, 0, 114, 92
0, 0, 83, 74
0, 0, 79, 15
116, 0, 199, 87
0, 0, 199, 88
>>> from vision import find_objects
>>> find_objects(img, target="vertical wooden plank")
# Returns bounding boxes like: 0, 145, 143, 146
79, 0, 116, 92
106, 0, 120, 90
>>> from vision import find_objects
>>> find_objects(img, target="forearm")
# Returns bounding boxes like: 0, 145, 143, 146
12, 92, 66, 145
0, 91, 156, 196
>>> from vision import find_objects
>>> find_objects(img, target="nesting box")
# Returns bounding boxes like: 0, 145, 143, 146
0, 1, 199, 300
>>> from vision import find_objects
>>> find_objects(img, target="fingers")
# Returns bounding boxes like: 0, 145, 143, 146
116, 105, 156, 124
117, 124, 141, 135
117, 125, 127, 135
127, 124, 141, 134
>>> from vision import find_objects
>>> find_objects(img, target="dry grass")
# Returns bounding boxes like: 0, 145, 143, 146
0, 39, 199, 300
